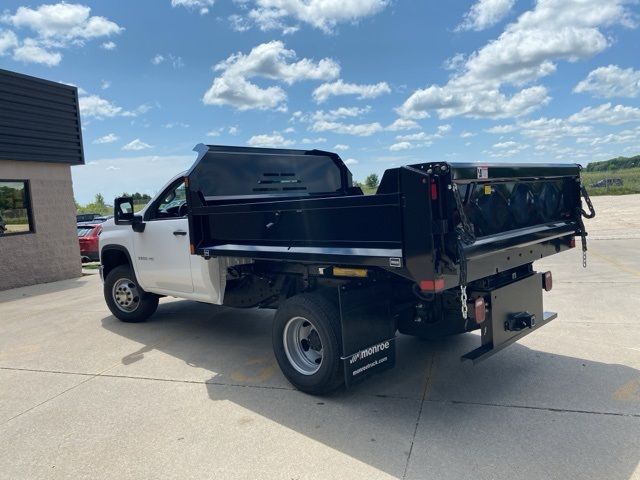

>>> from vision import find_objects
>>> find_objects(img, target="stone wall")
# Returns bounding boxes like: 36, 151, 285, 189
0, 160, 81, 290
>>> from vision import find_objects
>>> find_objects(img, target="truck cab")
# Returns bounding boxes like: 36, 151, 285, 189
100, 172, 226, 310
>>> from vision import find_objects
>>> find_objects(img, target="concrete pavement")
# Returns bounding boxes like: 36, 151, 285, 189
1, 195, 639, 479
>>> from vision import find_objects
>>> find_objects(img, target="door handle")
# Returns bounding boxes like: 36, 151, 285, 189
173, 230, 187, 236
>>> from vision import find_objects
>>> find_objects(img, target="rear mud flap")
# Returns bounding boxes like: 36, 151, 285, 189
462, 273, 557, 363
338, 283, 396, 387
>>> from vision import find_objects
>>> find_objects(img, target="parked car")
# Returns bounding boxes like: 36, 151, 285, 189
591, 178, 623, 188
76, 213, 101, 223
77, 223, 102, 262
0, 213, 6, 236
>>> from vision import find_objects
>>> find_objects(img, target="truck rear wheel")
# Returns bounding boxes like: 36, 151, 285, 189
104, 265, 159, 323
272, 293, 344, 395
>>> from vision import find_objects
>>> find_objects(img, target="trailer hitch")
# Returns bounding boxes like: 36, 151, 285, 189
504, 312, 536, 332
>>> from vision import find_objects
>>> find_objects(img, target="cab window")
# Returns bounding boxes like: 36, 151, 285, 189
153, 181, 187, 219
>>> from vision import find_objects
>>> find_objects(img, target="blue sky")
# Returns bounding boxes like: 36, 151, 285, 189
1, 0, 639, 203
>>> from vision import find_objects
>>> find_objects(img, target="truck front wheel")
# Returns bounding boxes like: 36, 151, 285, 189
272, 293, 344, 395
104, 265, 159, 323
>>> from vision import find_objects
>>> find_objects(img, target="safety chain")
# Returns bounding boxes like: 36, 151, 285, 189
460, 284, 468, 321
577, 185, 596, 268
451, 183, 476, 244
451, 183, 475, 320
580, 185, 596, 219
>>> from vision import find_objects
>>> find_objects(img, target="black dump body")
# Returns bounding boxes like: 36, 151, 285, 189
186, 144, 584, 292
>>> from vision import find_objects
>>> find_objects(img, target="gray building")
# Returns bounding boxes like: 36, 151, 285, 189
0, 68, 85, 290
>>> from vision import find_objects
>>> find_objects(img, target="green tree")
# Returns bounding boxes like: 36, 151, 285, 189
365, 173, 379, 190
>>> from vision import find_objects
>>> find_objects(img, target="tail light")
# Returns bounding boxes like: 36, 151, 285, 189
542, 271, 553, 291
569, 237, 576, 248
430, 181, 438, 200
473, 297, 486, 324
419, 278, 445, 292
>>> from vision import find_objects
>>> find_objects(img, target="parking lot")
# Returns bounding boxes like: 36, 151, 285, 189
1, 194, 639, 480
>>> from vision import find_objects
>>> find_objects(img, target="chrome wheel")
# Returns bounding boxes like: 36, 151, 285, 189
112, 278, 141, 313
283, 316, 323, 375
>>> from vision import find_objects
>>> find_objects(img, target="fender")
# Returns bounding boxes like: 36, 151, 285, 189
100, 244, 134, 281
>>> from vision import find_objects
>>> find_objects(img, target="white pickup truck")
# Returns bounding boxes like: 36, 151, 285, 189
99, 144, 594, 394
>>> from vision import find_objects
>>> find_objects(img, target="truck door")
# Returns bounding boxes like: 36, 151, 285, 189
133, 180, 194, 293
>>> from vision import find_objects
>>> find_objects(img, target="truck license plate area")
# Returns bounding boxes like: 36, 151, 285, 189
462, 273, 557, 363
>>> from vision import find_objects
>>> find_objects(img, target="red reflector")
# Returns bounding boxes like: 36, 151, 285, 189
474, 297, 486, 324
419, 278, 445, 292
543, 271, 552, 291
430, 182, 438, 200
569, 237, 576, 248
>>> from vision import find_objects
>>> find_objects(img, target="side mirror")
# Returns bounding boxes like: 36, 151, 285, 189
114, 197, 134, 225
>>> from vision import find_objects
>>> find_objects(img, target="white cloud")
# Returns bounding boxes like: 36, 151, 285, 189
122, 102, 154, 117
79, 94, 122, 119
0, 29, 18, 55
106, 165, 120, 171
395, 124, 451, 142
2, 3, 123, 65
460, 132, 476, 138
5, 3, 123, 39
486, 124, 517, 133
100, 79, 111, 90
300, 137, 326, 144
93, 133, 119, 144
203, 41, 339, 111
171, 0, 215, 15
568, 103, 640, 125
389, 142, 413, 151
456, 0, 515, 32
246, 0, 389, 34
398, 0, 635, 120
12, 38, 61, 66
386, 118, 420, 131
309, 106, 370, 122
334, 144, 349, 150
312, 120, 383, 136
312, 79, 391, 103
228, 126, 240, 135
493, 140, 519, 149
519, 117, 592, 139
344, 158, 358, 165
577, 127, 640, 146
247, 133, 294, 147
164, 122, 190, 128
574, 65, 640, 98
101, 40, 116, 50
123, 139, 153, 151
151, 53, 184, 68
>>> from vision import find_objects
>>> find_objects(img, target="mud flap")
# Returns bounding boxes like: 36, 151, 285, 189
462, 273, 557, 363
338, 283, 396, 387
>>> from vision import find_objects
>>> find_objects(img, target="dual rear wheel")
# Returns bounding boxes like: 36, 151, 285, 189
272, 293, 344, 395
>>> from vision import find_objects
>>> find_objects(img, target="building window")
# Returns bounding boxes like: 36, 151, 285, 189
0, 180, 34, 236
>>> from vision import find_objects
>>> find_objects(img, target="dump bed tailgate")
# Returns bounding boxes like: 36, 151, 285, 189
433, 162, 584, 287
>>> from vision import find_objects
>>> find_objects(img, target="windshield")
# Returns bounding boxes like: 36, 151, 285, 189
77, 226, 95, 237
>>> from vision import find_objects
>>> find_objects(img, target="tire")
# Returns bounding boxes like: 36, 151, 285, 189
104, 265, 159, 323
272, 293, 344, 395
